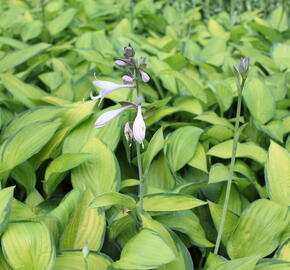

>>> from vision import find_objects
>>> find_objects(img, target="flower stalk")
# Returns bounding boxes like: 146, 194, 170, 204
214, 58, 249, 254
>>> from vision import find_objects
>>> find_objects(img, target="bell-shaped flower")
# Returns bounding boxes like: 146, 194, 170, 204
124, 122, 133, 146
133, 105, 146, 144
95, 105, 134, 128
91, 78, 135, 104
139, 69, 150, 83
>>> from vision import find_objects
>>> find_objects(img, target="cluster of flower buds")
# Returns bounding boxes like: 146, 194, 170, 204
92, 44, 149, 145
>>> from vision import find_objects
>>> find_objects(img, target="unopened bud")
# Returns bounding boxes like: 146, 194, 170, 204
82, 241, 89, 259
124, 122, 133, 146
238, 57, 249, 80
124, 44, 135, 58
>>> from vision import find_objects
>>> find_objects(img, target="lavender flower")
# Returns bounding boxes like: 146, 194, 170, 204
91, 78, 135, 104
133, 105, 146, 144
95, 105, 134, 128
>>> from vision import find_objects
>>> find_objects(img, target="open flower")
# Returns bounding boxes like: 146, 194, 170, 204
133, 105, 146, 144
95, 105, 134, 128
91, 78, 135, 104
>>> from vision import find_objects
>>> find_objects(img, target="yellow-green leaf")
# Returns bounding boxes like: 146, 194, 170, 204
2, 222, 55, 270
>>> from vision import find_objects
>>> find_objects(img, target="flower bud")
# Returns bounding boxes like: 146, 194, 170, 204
133, 105, 146, 144
124, 44, 135, 58
139, 69, 150, 83
115, 59, 129, 66
238, 57, 250, 80
122, 75, 134, 84
124, 122, 133, 146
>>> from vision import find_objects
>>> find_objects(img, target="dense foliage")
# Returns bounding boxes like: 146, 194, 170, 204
0, 0, 289, 269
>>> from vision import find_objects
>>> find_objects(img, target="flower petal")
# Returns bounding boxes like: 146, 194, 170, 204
95, 105, 134, 128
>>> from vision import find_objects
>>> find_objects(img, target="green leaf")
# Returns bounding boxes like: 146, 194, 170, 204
141, 214, 193, 270
71, 138, 120, 195
48, 8, 76, 35
166, 126, 203, 172
227, 199, 288, 259
207, 256, 259, 270
269, 6, 288, 32
207, 140, 267, 164
255, 259, 290, 270
0, 187, 14, 236
2, 222, 55, 270
11, 162, 36, 193
112, 229, 176, 270
1, 74, 46, 107
1, 106, 64, 141
243, 77, 275, 124
142, 193, 206, 212
188, 143, 208, 172
195, 111, 234, 129
0, 120, 61, 173
39, 72, 63, 91
21, 20, 43, 41
161, 70, 207, 103
89, 192, 136, 210
209, 163, 231, 183
272, 43, 290, 70
143, 127, 164, 172
0, 43, 50, 73
200, 36, 228, 66
55, 251, 111, 270
49, 189, 82, 231
60, 190, 106, 251
173, 96, 203, 115
275, 239, 290, 261
146, 153, 175, 190
0, 249, 12, 270
44, 153, 95, 196
265, 141, 290, 206
208, 79, 233, 114
155, 210, 213, 247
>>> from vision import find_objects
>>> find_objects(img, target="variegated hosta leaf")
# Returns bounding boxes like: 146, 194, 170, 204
265, 141, 290, 206
55, 251, 111, 270
112, 229, 176, 270
0, 187, 14, 236
60, 189, 106, 251
141, 214, 194, 270
2, 222, 55, 270
227, 199, 288, 259
71, 138, 120, 195
142, 193, 206, 212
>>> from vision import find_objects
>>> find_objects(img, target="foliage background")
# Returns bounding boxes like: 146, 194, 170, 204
0, 0, 289, 269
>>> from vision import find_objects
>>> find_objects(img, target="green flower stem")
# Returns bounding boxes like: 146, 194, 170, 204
214, 78, 245, 254
84, 258, 88, 270
136, 142, 144, 213
134, 66, 145, 213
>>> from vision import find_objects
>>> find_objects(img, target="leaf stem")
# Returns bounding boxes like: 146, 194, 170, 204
214, 78, 245, 254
